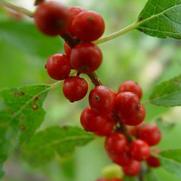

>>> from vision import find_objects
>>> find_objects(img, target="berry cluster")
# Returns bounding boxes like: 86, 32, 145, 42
34, 1, 162, 179
35, 1, 104, 102
80, 81, 161, 178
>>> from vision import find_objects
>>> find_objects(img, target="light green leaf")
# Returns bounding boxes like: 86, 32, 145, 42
159, 149, 181, 178
22, 126, 94, 166
145, 170, 160, 181
149, 75, 181, 106
138, 0, 181, 39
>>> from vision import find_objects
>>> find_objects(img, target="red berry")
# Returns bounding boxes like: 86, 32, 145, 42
114, 92, 140, 119
45, 54, 70, 80
137, 123, 161, 146
146, 156, 161, 168
105, 133, 128, 155
130, 140, 150, 161
70, 43, 102, 73
122, 105, 145, 126
70, 10, 105, 41
34, 1, 70, 36
81, 107, 115, 136
123, 160, 141, 176
64, 42, 71, 57
119, 80, 142, 99
63, 76, 88, 102
89, 86, 115, 114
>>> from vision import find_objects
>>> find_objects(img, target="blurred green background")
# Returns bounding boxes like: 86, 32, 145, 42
0, 0, 181, 181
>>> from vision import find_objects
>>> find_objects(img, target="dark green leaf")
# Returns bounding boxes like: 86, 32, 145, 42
159, 149, 181, 178
149, 75, 181, 106
22, 126, 94, 166
0, 20, 62, 58
138, 0, 181, 39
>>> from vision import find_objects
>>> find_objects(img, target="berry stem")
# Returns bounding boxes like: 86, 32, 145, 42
0, 0, 34, 17
87, 72, 102, 86
95, 21, 139, 44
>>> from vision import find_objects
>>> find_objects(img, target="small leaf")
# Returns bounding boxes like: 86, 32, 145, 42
149, 75, 181, 106
138, 0, 181, 39
145, 170, 160, 181
159, 149, 181, 178
22, 126, 94, 166
0, 84, 51, 177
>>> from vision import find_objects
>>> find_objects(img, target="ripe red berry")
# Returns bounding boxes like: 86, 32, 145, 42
80, 107, 115, 136
146, 156, 161, 168
130, 140, 150, 161
122, 105, 145, 126
63, 76, 88, 102
118, 80, 142, 99
34, 1, 70, 36
123, 160, 141, 176
105, 133, 128, 155
45, 54, 70, 80
114, 92, 140, 119
64, 42, 71, 57
89, 86, 115, 114
70, 43, 102, 73
137, 123, 161, 146
70, 10, 105, 41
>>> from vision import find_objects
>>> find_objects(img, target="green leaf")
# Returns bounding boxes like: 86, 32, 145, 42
145, 170, 160, 181
138, 0, 181, 39
0, 84, 51, 177
149, 75, 181, 106
22, 126, 94, 166
159, 149, 181, 178
0, 20, 62, 58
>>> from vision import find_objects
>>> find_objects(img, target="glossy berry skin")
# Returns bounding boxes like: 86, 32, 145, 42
70, 43, 102, 73
89, 86, 115, 114
114, 92, 140, 119
123, 160, 141, 176
45, 54, 70, 80
123, 105, 145, 126
130, 140, 150, 161
138, 123, 161, 146
34, 1, 70, 36
146, 156, 161, 168
81, 107, 115, 136
119, 80, 142, 99
64, 42, 71, 58
70, 10, 105, 41
105, 133, 128, 155
63, 76, 88, 102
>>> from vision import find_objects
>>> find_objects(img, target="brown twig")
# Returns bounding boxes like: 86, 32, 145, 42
87, 72, 102, 86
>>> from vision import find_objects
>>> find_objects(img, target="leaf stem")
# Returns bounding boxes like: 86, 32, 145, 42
95, 21, 140, 44
0, 0, 34, 17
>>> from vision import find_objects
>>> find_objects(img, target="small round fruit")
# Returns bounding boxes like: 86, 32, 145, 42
63, 76, 88, 102
70, 43, 102, 73
114, 92, 140, 119
64, 42, 71, 57
146, 156, 161, 168
123, 105, 145, 126
118, 80, 142, 99
130, 140, 150, 161
137, 123, 161, 146
89, 86, 115, 114
123, 160, 141, 176
34, 1, 70, 36
45, 54, 70, 80
70, 10, 105, 41
80, 107, 114, 136
105, 133, 128, 155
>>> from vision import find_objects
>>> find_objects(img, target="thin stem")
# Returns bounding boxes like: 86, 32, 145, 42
95, 21, 140, 44
87, 72, 102, 86
0, 0, 34, 17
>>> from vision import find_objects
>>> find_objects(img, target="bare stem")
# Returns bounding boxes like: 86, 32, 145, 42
0, 0, 34, 17
94, 21, 140, 44
87, 72, 102, 86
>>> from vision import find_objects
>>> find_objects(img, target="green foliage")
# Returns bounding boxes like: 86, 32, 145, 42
138, 0, 181, 39
145, 170, 160, 181
159, 149, 181, 178
22, 126, 94, 166
149, 75, 181, 106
